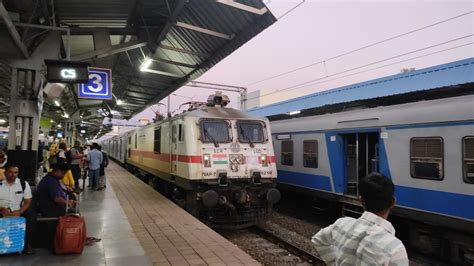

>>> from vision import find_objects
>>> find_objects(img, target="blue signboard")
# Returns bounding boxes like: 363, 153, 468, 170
78, 68, 112, 100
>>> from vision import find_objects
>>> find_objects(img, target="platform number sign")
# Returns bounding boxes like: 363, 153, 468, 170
78, 68, 112, 100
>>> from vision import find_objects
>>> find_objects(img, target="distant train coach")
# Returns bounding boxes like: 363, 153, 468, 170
267, 93, 474, 262
102, 92, 280, 228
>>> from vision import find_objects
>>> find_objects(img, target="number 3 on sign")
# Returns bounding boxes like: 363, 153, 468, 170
87, 73, 103, 92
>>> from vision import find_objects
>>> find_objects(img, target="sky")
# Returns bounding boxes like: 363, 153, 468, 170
129, 0, 473, 122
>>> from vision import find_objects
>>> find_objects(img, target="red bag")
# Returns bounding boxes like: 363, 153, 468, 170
54, 214, 86, 254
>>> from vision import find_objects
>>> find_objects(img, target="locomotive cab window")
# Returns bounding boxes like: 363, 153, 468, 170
200, 120, 230, 143
281, 140, 293, 166
303, 140, 318, 168
463, 137, 474, 183
410, 137, 443, 180
237, 121, 265, 144
154, 127, 161, 153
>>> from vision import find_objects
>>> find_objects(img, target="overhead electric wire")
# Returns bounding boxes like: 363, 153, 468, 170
285, 42, 474, 93
245, 11, 474, 87
246, 34, 474, 101
276, 0, 305, 20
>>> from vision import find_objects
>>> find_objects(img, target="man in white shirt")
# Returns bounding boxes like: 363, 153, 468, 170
0, 164, 35, 254
312, 173, 408, 266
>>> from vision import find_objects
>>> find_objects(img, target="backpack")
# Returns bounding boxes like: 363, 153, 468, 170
101, 152, 108, 168
65, 150, 72, 165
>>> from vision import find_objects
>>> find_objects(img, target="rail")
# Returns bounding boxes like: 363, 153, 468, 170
251, 226, 326, 265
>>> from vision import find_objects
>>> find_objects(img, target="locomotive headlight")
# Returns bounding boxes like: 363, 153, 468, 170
261, 154, 268, 167
203, 154, 211, 167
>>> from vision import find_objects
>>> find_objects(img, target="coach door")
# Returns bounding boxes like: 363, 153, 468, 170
170, 122, 178, 175
343, 132, 379, 196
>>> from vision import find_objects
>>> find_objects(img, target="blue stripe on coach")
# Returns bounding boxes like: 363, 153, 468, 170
395, 185, 474, 220
277, 170, 332, 192
277, 168, 474, 220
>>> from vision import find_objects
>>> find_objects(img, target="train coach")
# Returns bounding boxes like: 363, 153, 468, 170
265, 93, 474, 262
102, 92, 280, 228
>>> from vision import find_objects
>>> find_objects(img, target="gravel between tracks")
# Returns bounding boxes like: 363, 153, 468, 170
220, 210, 325, 265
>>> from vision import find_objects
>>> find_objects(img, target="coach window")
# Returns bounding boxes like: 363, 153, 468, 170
410, 137, 443, 180
134, 134, 137, 148
128, 136, 131, 145
178, 124, 184, 142
463, 137, 474, 183
154, 127, 161, 153
281, 140, 293, 166
172, 125, 177, 143
303, 140, 318, 168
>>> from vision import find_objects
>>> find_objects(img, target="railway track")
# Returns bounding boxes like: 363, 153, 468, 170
250, 226, 325, 265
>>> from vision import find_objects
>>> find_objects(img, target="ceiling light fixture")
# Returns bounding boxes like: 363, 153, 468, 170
140, 58, 152, 72
54, 100, 60, 107
117, 99, 124, 105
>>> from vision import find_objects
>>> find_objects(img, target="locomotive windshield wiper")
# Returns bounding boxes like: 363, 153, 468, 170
203, 127, 219, 147
239, 125, 254, 148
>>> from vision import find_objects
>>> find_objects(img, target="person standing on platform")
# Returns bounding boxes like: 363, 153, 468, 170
86, 143, 103, 190
312, 173, 408, 266
69, 141, 83, 191
0, 164, 35, 254
97, 145, 109, 190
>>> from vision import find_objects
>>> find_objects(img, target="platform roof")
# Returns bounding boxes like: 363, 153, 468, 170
0, 0, 275, 136
248, 57, 474, 118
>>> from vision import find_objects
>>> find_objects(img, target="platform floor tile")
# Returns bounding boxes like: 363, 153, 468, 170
107, 161, 260, 265
0, 165, 152, 265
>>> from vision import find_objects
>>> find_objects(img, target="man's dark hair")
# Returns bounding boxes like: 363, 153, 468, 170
4, 163, 19, 172
358, 173, 395, 213
98, 145, 102, 151
59, 142, 67, 150
92, 143, 99, 149
50, 162, 70, 172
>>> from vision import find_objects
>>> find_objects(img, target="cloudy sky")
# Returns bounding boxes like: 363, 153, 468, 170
131, 0, 473, 121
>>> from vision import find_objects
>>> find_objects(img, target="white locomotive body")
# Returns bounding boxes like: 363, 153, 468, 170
103, 93, 280, 228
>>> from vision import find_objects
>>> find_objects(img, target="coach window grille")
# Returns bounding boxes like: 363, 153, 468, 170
281, 140, 293, 166
154, 127, 161, 153
463, 137, 474, 183
303, 140, 318, 168
172, 125, 177, 143
410, 137, 444, 180
178, 124, 184, 142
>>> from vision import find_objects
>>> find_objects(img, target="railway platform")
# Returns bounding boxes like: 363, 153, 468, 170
0, 161, 258, 265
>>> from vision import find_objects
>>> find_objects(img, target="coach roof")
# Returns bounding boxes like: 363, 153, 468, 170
248, 57, 474, 118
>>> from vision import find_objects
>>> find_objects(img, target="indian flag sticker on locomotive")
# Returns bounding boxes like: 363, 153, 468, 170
212, 154, 228, 164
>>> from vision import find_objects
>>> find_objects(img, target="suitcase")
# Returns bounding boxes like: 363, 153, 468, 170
0, 217, 25, 254
54, 214, 86, 254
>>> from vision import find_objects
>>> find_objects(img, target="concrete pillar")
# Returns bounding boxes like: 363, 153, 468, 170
64, 121, 74, 147
7, 31, 62, 182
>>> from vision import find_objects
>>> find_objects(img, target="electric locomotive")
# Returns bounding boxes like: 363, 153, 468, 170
103, 92, 280, 228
